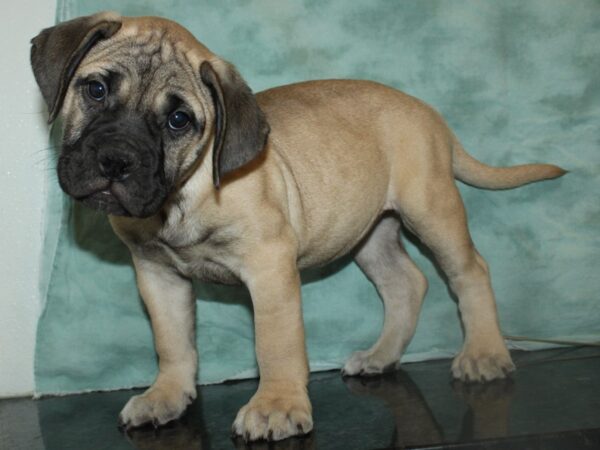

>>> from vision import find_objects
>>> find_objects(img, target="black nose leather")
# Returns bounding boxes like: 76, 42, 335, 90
98, 155, 133, 181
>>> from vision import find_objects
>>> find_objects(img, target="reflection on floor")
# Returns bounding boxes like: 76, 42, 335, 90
1, 347, 599, 449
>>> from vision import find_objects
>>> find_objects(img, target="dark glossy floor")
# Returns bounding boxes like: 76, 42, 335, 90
1, 347, 599, 450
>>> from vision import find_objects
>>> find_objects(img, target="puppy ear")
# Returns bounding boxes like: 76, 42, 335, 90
30, 12, 122, 123
200, 60, 270, 188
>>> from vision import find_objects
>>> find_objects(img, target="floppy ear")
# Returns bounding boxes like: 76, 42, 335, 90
30, 12, 122, 123
200, 60, 270, 188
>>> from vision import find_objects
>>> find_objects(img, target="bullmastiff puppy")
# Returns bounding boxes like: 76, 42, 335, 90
30, 12, 565, 441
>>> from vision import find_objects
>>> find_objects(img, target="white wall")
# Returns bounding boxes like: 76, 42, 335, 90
0, 1, 56, 397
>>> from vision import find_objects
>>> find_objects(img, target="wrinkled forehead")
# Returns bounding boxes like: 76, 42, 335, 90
75, 17, 212, 110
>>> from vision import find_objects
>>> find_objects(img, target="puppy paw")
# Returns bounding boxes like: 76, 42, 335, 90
118, 384, 196, 429
341, 350, 399, 377
451, 349, 515, 383
232, 383, 312, 441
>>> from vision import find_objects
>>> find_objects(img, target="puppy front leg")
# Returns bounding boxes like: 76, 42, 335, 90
119, 256, 197, 428
232, 242, 312, 441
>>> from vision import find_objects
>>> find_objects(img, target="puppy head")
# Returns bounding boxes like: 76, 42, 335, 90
31, 12, 269, 218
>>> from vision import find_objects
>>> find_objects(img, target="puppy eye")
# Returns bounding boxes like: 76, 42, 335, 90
87, 80, 107, 101
167, 110, 191, 131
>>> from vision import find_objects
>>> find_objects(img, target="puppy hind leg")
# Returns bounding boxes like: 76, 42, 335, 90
342, 215, 428, 376
397, 183, 515, 382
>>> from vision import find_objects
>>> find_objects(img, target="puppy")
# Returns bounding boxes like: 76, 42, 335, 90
30, 12, 564, 441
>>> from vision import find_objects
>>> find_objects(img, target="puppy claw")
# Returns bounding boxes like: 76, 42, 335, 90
343, 350, 399, 377
118, 384, 196, 429
117, 418, 129, 431
232, 385, 312, 442
452, 351, 515, 383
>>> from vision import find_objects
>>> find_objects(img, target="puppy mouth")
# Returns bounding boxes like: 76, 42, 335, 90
75, 184, 132, 216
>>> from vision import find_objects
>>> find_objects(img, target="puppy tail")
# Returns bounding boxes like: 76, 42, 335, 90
452, 140, 567, 190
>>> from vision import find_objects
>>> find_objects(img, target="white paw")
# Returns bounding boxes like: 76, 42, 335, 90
341, 350, 399, 377
232, 384, 313, 441
452, 350, 515, 383
118, 384, 196, 429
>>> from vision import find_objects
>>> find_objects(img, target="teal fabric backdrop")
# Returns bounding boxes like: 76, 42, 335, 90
36, 0, 600, 394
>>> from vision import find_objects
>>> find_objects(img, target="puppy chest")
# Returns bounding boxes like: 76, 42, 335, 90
184, 254, 241, 285
147, 233, 242, 285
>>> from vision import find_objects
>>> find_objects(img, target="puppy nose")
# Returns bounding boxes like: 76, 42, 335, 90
98, 154, 134, 181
